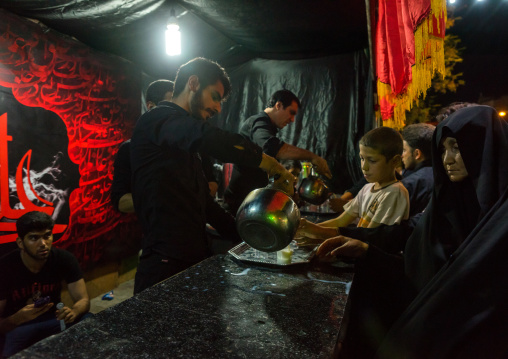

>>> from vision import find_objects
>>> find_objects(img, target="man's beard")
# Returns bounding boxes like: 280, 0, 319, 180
23, 244, 50, 261
190, 88, 205, 120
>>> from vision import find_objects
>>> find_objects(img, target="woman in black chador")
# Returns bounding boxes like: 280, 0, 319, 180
377, 105, 508, 358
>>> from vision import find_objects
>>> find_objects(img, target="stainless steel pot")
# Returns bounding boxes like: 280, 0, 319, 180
236, 187, 300, 252
298, 175, 331, 205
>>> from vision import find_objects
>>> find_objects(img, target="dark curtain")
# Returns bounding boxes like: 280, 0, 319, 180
214, 50, 374, 193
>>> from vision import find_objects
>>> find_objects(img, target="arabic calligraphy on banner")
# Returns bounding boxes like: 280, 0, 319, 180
0, 10, 141, 266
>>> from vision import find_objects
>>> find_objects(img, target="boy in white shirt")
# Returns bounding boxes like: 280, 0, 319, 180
297, 127, 409, 241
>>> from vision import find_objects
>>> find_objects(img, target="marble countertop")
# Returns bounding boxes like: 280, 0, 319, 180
13, 254, 353, 359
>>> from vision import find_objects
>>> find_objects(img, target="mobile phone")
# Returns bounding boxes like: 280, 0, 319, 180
34, 296, 51, 308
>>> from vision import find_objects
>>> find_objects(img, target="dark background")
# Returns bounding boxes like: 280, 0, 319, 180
444, 1, 508, 108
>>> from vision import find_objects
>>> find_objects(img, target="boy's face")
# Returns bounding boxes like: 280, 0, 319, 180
359, 145, 398, 186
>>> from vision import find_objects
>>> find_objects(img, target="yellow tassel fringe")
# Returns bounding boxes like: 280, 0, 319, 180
378, 0, 447, 128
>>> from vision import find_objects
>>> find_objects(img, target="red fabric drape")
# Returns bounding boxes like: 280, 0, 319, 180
376, 0, 430, 95
376, 0, 432, 121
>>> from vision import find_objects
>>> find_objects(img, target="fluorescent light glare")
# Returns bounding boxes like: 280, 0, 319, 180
449, 0, 456, 3
165, 23, 181, 56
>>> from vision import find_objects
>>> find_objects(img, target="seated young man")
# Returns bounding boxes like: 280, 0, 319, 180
0, 211, 90, 357
297, 127, 409, 245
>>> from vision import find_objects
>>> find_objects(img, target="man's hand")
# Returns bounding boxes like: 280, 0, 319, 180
56, 305, 78, 324
259, 154, 296, 195
10, 302, 53, 328
311, 156, 332, 179
316, 236, 368, 259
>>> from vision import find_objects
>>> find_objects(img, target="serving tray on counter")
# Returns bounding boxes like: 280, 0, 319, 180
228, 241, 316, 267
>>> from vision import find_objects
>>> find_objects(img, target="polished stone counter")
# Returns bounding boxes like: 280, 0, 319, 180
13, 254, 353, 358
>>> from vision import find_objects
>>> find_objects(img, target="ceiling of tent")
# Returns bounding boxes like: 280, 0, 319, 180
0, 0, 369, 78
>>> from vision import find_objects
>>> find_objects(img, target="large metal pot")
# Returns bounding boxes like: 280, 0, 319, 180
236, 187, 300, 252
298, 175, 332, 205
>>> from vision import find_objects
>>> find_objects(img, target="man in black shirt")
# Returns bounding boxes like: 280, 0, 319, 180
130, 58, 293, 294
224, 89, 332, 213
400, 123, 435, 218
111, 79, 175, 214
0, 211, 90, 357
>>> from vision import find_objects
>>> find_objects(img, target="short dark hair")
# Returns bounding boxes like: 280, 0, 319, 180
360, 127, 403, 161
266, 90, 301, 109
435, 102, 478, 123
280, 159, 302, 171
146, 79, 174, 105
16, 211, 55, 239
173, 57, 231, 100
402, 123, 435, 159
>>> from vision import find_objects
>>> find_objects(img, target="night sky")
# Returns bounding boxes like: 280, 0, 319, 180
442, 0, 508, 107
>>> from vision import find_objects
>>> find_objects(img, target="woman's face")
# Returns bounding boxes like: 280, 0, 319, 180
441, 137, 469, 182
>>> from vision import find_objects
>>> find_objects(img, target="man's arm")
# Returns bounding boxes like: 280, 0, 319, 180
276, 143, 332, 178
56, 279, 90, 324
0, 299, 53, 334
339, 220, 416, 254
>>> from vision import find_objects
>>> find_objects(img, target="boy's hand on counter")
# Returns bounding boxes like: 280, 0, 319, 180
296, 218, 337, 239
296, 218, 315, 238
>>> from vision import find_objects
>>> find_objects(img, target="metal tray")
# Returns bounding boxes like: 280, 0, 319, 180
228, 241, 316, 267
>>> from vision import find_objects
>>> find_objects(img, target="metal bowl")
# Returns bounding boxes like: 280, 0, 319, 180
298, 175, 331, 205
236, 188, 301, 252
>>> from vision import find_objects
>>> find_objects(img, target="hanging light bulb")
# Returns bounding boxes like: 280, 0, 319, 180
165, 9, 181, 56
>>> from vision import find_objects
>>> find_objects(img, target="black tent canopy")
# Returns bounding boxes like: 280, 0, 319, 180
0, 0, 369, 77
0, 0, 373, 192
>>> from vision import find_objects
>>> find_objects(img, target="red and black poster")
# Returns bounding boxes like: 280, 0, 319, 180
0, 9, 142, 267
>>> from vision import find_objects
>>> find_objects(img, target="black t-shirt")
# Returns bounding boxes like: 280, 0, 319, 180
224, 112, 285, 212
130, 101, 262, 262
0, 248, 83, 318
111, 139, 132, 211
